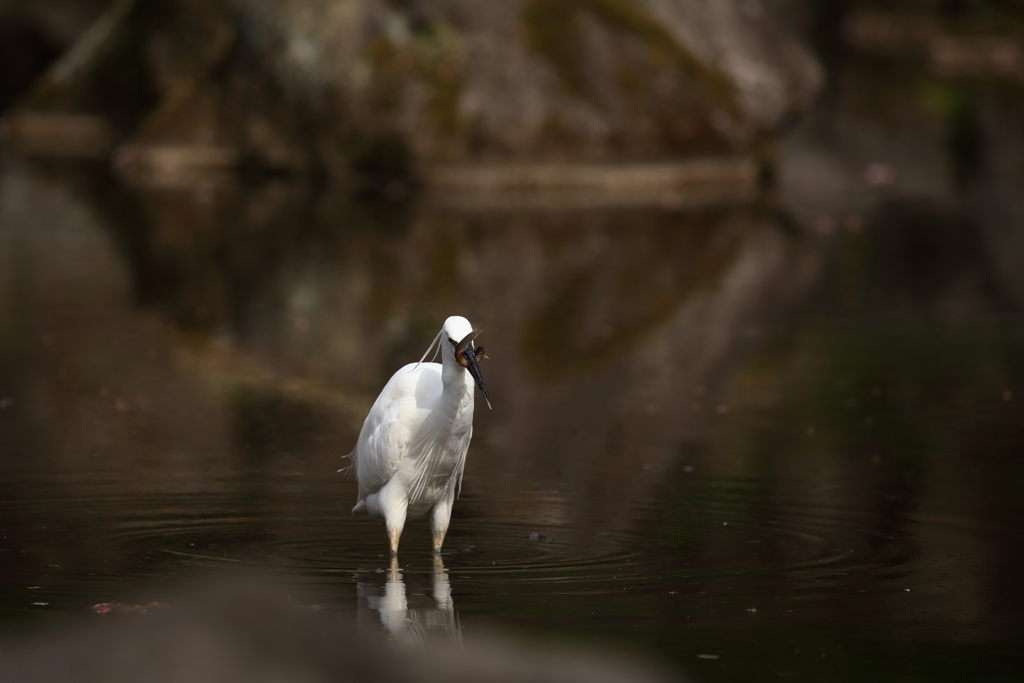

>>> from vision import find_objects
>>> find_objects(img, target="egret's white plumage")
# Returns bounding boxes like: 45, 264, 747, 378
347, 316, 490, 554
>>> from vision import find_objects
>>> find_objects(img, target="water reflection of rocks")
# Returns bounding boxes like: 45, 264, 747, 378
357, 557, 462, 647
86, 167, 822, 541
0, 152, 821, 545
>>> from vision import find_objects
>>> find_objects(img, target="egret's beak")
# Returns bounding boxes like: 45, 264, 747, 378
464, 345, 491, 410
456, 329, 491, 410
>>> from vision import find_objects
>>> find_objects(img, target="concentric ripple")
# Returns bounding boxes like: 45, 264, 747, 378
0, 470, 999, 616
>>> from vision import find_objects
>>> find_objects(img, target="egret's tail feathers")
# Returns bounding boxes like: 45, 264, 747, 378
352, 499, 367, 515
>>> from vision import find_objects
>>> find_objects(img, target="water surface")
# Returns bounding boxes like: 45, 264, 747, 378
1, 145, 1024, 681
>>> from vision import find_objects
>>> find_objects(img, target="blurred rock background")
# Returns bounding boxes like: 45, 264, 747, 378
1, 0, 821, 184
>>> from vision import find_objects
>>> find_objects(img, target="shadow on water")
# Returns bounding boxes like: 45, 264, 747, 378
2, 135, 1024, 680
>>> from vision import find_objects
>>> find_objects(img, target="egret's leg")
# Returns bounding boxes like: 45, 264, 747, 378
430, 495, 454, 553
387, 525, 403, 555
378, 480, 409, 555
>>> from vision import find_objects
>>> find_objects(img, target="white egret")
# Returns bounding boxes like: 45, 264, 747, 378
345, 316, 491, 555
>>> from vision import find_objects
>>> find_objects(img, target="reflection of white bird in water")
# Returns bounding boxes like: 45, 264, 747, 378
346, 316, 491, 555
357, 556, 462, 646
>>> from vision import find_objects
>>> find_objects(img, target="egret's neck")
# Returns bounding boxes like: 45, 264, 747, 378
438, 351, 474, 412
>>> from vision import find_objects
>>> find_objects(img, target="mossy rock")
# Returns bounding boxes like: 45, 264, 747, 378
522, 0, 740, 117
7, 0, 822, 178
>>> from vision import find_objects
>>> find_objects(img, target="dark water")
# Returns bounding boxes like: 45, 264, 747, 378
3, 99, 1024, 680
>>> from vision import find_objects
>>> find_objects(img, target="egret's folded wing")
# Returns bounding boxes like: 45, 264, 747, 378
353, 399, 404, 500
352, 363, 442, 500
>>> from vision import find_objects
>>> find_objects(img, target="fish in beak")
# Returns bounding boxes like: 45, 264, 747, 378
456, 328, 491, 409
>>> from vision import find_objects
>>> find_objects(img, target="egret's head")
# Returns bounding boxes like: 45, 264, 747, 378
442, 316, 474, 345
442, 316, 491, 409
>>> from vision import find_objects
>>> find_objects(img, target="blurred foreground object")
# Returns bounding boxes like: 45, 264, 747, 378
2, 0, 821, 188
0, 581, 677, 683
